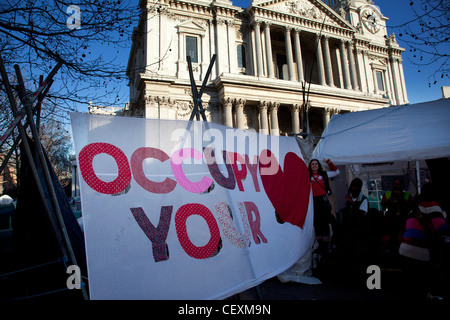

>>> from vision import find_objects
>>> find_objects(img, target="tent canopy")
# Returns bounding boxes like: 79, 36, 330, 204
312, 99, 450, 165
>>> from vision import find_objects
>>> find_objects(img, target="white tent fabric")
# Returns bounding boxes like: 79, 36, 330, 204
312, 99, 450, 165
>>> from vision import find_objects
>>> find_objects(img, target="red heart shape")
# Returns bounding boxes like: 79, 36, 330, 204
259, 149, 311, 229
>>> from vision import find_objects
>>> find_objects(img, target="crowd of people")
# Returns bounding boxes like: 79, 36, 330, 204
308, 158, 450, 300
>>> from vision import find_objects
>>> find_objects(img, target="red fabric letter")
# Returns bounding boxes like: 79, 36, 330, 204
244, 201, 267, 244
228, 152, 247, 192
244, 154, 260, 192
131, 147, 177, 194
203, 147, 236, 190
175, 203, 221, 259
130, 206, 173, 262
78, 142, 131, 194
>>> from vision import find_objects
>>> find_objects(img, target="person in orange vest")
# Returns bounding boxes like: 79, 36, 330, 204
381, 179, 413, 257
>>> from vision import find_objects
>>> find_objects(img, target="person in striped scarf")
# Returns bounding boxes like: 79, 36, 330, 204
399, 182, 449, 300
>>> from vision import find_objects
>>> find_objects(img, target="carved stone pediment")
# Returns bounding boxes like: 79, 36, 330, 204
253, 0, 353, 30
176, 20, 207, 34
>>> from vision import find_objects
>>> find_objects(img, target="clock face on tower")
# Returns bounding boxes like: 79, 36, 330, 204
361, 8, 381, 33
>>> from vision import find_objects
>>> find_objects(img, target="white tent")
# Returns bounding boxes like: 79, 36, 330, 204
312, 98, 450, 210
312, 98, 450, 165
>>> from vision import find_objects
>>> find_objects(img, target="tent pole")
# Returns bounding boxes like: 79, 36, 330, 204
416, 160, 421, 195
0, 78, 53, 176
180, 54, 216, 149
13, 64, 89, 300
0, 56, 71, 268
305, 103, 310, 134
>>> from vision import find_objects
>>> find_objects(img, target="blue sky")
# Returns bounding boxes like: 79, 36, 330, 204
373, 0, 450, 103
230, 0, 449, 104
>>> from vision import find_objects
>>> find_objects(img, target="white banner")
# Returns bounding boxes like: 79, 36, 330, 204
71, 113, 314, 300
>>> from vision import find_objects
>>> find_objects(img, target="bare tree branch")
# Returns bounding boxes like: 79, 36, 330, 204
389, 0, 450, 86
0, 0, 141, 111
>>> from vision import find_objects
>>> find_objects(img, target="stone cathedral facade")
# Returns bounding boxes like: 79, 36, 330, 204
126, 0, 408, 139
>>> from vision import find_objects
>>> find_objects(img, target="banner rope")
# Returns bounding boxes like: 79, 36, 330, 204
321, 104, 410, 139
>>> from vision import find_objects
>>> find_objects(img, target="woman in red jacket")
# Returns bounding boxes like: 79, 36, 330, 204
308, 159, 340, 264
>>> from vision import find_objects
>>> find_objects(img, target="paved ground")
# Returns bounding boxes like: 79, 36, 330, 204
2, 237, 448, 302
231, 254, 449, 302
234, 273, 403, 301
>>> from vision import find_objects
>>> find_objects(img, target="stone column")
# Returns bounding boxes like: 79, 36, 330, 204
398, 59, 408, 104
148, 10, 160, 73
357, 48, 368, 93
285, 27, 295, 81
216, 18, 230, 76
315, 34, 326, 86
176, 29, 184, 78
222, 97, 233, 127
299, 103, 305, 132
208, 19, 217, 79
322, 36, 334, 87
264, 23, 275, 78
347, 41, 359, 90
254, 21, 264, 77
397, 59, 405, 104
340, 40, 351, 90
303, 102, 311, 134
385, 58, 395, 103
201, 31, 209, 79
384, 67, 394, 103
269, 102, 280, 136
293, 29, 304, 82
234, 98, 246, 129
390, 57, 400, 105
323, 108, 337, 128
334, 45, 344, 88
145, 96, 162, 119
225, 20, 237, 74
158, 96, 175, 119
290, 104, 301, 134
258, 101, 269, 135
